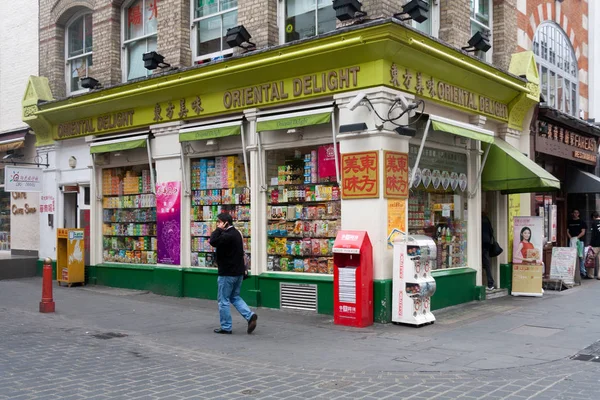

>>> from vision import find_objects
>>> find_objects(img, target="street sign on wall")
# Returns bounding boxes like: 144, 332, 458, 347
4, 166, 43, 192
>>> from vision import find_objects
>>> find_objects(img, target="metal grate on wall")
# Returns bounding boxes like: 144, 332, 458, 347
280, 283, 317, 311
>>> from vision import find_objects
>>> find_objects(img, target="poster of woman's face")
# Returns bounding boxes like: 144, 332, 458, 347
512, 216, 544, 265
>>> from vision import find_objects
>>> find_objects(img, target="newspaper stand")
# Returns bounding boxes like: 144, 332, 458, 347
333, 230, 373, 328
392, 234, 437, 326
56, 228, 85, 287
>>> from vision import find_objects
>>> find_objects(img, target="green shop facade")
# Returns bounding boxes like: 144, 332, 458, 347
23, 20, 554, 322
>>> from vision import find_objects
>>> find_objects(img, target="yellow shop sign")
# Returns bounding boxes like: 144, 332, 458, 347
57, 110, 135, 139
223, 66, 361, 109
389, 63, 509, 121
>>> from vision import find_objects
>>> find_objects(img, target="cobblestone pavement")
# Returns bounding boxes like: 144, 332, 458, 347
1, 278, 600, 399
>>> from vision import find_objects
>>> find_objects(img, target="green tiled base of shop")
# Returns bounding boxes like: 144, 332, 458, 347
39, 261, 480, 322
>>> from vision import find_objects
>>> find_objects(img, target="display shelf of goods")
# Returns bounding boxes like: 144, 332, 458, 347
189, 155, 251, 268
102, 167, 157, 264
266, 156, 340, 275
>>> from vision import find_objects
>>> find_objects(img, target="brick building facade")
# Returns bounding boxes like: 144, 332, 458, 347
38, 0, 534, 100
515, 0, 589, 119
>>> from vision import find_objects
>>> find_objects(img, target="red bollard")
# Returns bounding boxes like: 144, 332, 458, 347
39, 257, 55, 313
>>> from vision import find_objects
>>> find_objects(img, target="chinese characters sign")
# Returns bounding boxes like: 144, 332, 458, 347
341, 151, 379, 199
536, 120, 598, 165
389, 63, 509, 122
383, 151, 408, 198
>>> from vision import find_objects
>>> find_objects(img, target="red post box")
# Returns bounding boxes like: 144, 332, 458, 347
333, 230, 373, 327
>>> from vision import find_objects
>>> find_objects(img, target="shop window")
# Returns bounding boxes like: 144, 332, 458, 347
123, 0, 158, 81
469, 0, 491, 62
66, 13, 93, 95
102, 166, 157, 264
0, 171, 9, 251
281, 0, 336, 43
408, 145, 468, 270
192, 0, 238, 63
190, 155, 250, 268
266, 145, 340, 274
533, 21, 579, 117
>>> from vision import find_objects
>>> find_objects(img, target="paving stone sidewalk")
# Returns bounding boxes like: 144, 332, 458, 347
1, 277, 600, 399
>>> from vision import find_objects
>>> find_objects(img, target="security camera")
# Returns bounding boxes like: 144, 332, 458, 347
347, 92, 367, 111
396, 94, 416, 110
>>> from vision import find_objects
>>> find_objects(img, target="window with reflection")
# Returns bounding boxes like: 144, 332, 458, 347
192, 0, 238, 62
66, 13, 93, 94
533, 21, 578, 116
123, 0, 158, 81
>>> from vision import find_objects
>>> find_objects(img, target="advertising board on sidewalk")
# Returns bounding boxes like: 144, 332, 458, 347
512, 216, 544, 297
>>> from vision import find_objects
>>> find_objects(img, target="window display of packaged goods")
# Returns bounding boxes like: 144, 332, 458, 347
266, 145, 340, 274
407, 191, 467, 270
102, 166, 156, 264
0, 191, 10, 251
408, 145, 468, 270
189, 155, 250, 268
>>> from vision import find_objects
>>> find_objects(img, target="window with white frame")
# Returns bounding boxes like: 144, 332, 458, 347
411, 0, 440, 38
66, 13, 93, 94
281, 0, 336, 43
533, 22, 578, 117
469, 0, 491, 61
192, 0, 238, 62
123, 0, 158, 81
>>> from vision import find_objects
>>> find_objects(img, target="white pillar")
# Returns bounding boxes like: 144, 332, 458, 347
335, 87, 414, 281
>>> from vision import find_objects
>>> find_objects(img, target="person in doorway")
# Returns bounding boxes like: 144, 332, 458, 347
209, 212, 258, 334
589, 211, 600, 279
567, 209, 588, 279
481, 212, 495, 291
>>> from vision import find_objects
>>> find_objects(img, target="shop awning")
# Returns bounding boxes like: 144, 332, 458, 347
256, 108, 332, 132
179, 121, 241, 142
482, 138, 560, 193
565, 168, 600, 194
430, 115, 494, 144
90, 135, 148, 154
0, 131, 27, 153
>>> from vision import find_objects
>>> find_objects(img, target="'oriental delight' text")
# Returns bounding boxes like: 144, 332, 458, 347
57, 110, 135, 139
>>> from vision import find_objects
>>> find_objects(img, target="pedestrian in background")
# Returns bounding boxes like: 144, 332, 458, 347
567, 209, 588, 279
209, 212, 258, 334
589, 211, 600, 279
482, 212, 495, 291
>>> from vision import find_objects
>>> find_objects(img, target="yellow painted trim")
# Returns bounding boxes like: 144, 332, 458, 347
37, 36, 364, 114
407, 39, 529, 94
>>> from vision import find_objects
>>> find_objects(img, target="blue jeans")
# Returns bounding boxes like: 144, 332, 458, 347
217, 275, 253, 331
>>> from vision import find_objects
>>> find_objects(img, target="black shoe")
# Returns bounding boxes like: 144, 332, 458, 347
584, 276, 593, 280
214, 328, 232, 334
247, 314, 258, 334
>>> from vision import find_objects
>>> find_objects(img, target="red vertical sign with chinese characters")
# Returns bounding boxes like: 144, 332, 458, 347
383, 151, 408, 199
341, 151, 379, 199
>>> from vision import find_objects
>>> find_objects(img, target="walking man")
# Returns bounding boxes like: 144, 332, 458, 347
209, 212, 258, 334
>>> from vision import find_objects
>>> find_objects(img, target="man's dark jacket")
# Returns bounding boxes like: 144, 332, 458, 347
209, 226, 245, 276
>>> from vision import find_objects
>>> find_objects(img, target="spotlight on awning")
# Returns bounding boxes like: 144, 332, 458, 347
395, 126, 417, 137
462, 30, 492, 53
332, 0, 367, 22
80, 77, 101, 89
393, 0, 429, 24
339, 122, 368, 133
143, 51, 171, 70
226, 25, 256, 51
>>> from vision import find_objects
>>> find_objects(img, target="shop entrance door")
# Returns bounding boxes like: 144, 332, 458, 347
63, 192, 77, 229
